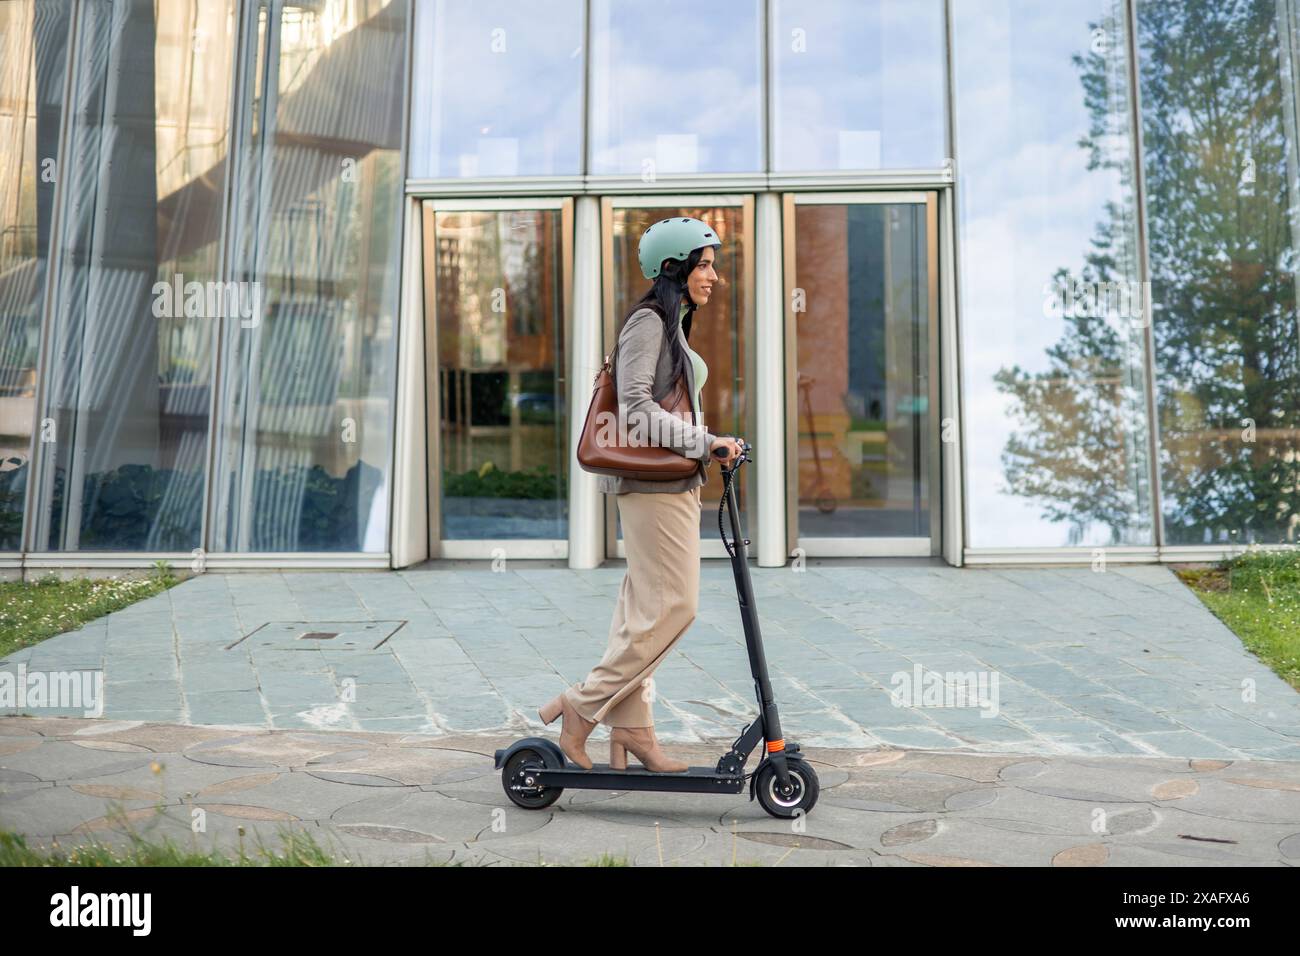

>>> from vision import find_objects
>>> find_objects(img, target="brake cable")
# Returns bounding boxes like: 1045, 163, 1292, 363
718, 454, 743, 557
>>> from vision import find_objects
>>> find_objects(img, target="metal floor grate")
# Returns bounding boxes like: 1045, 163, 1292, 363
225, 620, 407, 651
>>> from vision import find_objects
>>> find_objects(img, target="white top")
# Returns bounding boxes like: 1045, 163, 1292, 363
680, 301, 708, 423
685, 341, 707, 422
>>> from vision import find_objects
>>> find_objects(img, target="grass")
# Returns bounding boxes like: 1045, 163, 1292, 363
1174, 546, 1300, 691
3, 826, 776, 866
0, 561, 182, 660
0, 824, 348, 867
0, 825, 787, 866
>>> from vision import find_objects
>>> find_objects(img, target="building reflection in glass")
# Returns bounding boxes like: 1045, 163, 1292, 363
433, 208, 568, 540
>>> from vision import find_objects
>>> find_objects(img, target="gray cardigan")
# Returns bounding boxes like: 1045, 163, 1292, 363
595, 306, 719, 495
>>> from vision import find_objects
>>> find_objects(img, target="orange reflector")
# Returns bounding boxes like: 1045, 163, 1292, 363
766, 739, 784, 752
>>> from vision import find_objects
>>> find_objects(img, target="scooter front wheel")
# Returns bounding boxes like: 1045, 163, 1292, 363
755, 758, 819, 819
502, 747, 563, 809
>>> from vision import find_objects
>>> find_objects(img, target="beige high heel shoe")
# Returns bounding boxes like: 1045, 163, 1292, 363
608, 725, 689, 773
538, 692, 598, 770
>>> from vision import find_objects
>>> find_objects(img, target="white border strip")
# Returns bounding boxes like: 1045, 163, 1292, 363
963, 545, 1300, 565
17, 553, 392, 570
799, 537, 933, 558
440, 540, 567, 560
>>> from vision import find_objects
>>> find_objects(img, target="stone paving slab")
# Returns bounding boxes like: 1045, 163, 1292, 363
2, 717, 1298, 866
1, 566, 1297, 762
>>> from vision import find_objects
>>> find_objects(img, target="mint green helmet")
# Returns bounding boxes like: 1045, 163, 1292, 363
637, 216, 720, 280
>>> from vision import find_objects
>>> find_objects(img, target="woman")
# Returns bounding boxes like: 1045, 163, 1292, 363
538, 217, 745, 772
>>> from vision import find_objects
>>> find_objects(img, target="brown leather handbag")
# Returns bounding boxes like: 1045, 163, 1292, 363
576, 342, 701, 481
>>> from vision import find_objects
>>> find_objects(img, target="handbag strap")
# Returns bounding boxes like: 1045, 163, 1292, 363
600, 319, 696, 428
601, 314, 667, 386
602, 310, 697, 422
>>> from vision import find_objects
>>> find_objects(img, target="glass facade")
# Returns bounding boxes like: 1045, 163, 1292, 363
212, 0, 407, 553
37, 0, 235, 551
4, 0, 1297, 563
409, 0, 584, 178
0, 0, 68, 550
790, 199, 936, 541
1136, 0, 1300, 546
3, 0, 406, 558
430, 206, 569, 540
771, 0, 947, 171
588, 0, 764, 175
952, 0, 1154, 548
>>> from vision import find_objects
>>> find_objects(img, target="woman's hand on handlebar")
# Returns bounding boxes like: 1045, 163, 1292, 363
710, 436, 745, 466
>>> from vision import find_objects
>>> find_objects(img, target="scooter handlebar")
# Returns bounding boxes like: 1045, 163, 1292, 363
712, 438, 752, 472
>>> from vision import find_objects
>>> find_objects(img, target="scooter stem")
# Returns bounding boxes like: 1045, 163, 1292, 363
714, 443, 792, 792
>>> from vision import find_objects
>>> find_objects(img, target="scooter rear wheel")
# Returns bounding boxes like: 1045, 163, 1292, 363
502, 747, 563, 809
755, 758, 819, 819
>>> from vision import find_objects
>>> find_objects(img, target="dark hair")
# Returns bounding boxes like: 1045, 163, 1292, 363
621, 244, 720, 396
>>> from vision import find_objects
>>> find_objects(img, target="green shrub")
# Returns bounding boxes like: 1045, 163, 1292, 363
1223, 546, 1300, 593
443, 462, 561, 500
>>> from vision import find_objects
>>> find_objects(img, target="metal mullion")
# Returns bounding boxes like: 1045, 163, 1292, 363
937, 185, 963, 565
1282, 0, 1300, 357
762, 0, 771, 174
926, 193, 942, 551
64, 0, 129, 553
405, 172, 953, 195
559, 196, 576, 560
383, 0, 415, 557
598, 196, 616, 558
580, 0, 591, 179
741, 192, 758, 554
421, 200, 441, 555
424, 197, 568, 211
781, 192, 797, 553
202, 0, 254, 560
603, 193, 749, 210
23, 0, 82, 557
943, 0, 970, 562
792, 190, 929, 205
1124, 0, 1164, 550
234, 0, 282, 553
942, 0, 955, 165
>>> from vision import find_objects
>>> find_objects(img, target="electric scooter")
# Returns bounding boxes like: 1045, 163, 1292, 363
495, 441, 820, 819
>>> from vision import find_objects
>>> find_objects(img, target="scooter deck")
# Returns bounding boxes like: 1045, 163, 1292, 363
526, 764, 746, 794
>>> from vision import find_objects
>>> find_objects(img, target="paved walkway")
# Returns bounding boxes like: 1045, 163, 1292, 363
2, 716, 1298, 865
2, 565, 1297, 760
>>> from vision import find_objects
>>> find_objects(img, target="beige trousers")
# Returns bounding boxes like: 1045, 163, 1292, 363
564, 485, 701, 728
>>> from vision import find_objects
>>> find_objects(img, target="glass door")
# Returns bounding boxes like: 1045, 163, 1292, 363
422, 199, 572, 558
784, 192, 940, 556
600, 196, 754, 560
